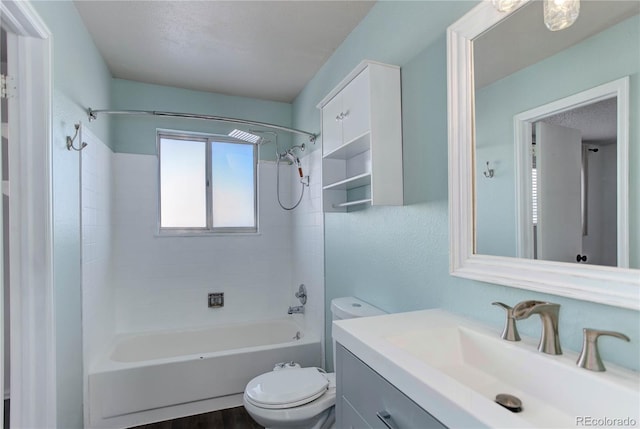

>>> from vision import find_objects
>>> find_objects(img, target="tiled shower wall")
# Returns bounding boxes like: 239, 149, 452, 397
81, 145, 326, 367
290, 150, 325, 353
80, 126, 115, 370
111, 155, 297, 333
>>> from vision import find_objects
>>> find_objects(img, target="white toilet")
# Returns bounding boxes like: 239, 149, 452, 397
243, 297, 386, 429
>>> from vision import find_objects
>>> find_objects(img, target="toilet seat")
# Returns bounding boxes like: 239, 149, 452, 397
245, 367, 329, 409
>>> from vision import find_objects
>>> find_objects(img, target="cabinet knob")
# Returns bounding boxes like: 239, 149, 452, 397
576, 254, 587, 262
335, 111, 349, 122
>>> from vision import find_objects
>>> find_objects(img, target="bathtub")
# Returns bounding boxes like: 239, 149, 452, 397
88, 318, 321, 428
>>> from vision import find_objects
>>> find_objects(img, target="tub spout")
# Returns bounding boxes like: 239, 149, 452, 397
288, 305, 305, 315
512, 300, 562, 355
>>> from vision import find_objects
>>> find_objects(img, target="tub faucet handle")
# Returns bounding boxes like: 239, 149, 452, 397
492, 302, 521, 341
577, 328, 630, 372
295, 284, 307, 305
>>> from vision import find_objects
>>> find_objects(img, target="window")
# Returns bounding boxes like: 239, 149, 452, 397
158, 132, 257, 233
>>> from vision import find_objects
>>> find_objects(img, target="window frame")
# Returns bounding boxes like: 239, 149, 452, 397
157, 130, 258, 235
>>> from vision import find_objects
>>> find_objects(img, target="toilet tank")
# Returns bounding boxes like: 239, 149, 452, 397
330, 297, 386, 370
331, 297, 386, 321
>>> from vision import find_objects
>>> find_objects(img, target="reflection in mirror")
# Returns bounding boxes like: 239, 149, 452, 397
473, 0, 639, 269
532, 98, 617, 267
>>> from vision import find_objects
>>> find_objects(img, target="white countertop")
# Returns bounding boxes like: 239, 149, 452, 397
332, 309, 640, 429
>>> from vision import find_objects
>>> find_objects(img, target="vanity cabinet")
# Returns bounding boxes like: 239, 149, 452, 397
336, 344, 447, 429
317, 60, 403, 212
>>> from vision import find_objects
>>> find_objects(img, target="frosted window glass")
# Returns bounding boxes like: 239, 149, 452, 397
211, 142, 256, 228
160, 138, 206, 228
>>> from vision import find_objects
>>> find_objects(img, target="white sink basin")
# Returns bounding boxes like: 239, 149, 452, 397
333, 309, 639, 428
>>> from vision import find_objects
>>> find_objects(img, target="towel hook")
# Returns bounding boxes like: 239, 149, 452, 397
66, 123, 88, 151
483, 161, 494, 178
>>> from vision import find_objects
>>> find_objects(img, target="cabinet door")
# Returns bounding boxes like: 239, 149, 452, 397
341, 69, 371, 145
322, 94, 344, 156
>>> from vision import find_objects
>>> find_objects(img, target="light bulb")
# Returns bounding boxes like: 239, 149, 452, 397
492, 0, 523, 13
544, 0, 580, 31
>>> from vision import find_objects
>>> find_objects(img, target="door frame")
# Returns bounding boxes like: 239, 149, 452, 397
513, 77, 629, 267
0, 1, 55, 427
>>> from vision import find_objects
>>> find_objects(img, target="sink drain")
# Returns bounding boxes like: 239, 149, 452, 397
495, 393, 523, 413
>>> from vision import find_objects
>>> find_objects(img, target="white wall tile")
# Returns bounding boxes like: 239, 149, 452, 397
111, 155, 295, 333
80, 127, 115, 370
289, 149, 325, 356
83, 146, 326, 368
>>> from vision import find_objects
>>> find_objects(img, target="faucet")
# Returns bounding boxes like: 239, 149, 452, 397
512, 300, 562, 355
288, 305, 305, 315
576, 328, 630, 372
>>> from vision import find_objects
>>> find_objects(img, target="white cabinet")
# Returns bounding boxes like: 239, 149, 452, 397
317, 61, 403, 212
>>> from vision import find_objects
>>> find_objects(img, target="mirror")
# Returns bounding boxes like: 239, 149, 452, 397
473, 1, 637, 268
447, 0, 639, 310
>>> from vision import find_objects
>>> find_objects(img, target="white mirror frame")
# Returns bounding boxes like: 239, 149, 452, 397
447, 0, 640, 311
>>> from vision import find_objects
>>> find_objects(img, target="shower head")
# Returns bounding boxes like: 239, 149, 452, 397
281, 150, 299, 165
279, 149, 304, 178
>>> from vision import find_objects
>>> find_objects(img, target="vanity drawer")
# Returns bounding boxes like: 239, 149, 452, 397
336, 344, 447, 429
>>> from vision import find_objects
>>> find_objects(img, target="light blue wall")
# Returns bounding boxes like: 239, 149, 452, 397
475, 15, 640, 265
292, 1, 640, 372
111, 78, 293, 159
31, 1, 112, 427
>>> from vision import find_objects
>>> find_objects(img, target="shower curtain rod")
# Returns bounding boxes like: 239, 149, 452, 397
87, 108, 317, 143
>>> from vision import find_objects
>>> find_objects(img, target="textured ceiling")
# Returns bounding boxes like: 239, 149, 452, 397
74, 1, 375, 103
542, 97, 617, 143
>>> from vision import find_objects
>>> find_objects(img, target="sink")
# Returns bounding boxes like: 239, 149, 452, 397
333, 309, 639, 428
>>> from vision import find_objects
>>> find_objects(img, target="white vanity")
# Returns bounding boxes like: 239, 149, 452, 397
333, 310, 639, 428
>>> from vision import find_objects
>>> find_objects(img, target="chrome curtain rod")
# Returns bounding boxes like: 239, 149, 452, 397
87, 108, 317, 143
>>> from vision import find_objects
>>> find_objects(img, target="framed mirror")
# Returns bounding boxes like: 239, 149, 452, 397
447, 0, 639, 310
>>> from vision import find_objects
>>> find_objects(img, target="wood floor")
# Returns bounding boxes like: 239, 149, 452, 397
130, 406, 264, 429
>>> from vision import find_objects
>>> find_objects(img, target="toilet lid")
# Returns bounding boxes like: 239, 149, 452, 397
245, 367, 329, 409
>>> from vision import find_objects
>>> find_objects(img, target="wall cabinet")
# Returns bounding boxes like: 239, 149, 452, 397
317, 61, 403, 212
336, 344, 447, 429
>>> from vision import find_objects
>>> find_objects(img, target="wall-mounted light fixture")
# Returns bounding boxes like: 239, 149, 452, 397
543, 0, 580, 31
492, 0, 580, 31
492, 0, 523, 13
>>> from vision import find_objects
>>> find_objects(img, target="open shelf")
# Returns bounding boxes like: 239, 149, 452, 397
323, 172, 371, 191
323, 132, 370, 160
332, 198, 372, 209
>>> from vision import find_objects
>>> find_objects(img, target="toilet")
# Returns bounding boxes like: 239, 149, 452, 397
243, 297, 386, 429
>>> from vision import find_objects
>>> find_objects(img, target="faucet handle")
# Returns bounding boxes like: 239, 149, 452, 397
295, 284, 307, 305
492, 302, 521, 341
577, 328, 630, 372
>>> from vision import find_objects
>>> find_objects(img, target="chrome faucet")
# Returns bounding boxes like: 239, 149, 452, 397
288, 305, 305, 315
576, 328, 630, 372
512, 300, 562, 355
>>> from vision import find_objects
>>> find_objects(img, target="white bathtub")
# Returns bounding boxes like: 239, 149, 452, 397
88, 318, 321, 428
